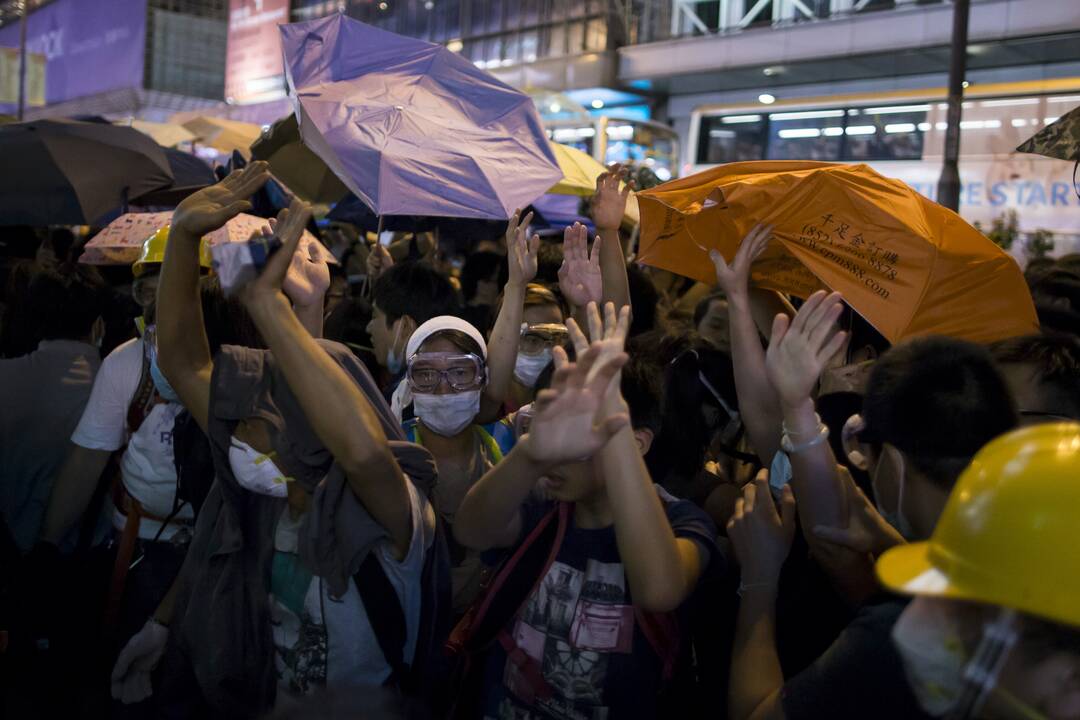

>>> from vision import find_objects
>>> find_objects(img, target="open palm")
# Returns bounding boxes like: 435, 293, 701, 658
558, 223, 602, 308
710, 223, 771, 301
172, 162, 270, 238
524, 343, 628, 466
284, 236, 332, 307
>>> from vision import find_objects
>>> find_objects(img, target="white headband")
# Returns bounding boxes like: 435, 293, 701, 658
406, 315, 488, 360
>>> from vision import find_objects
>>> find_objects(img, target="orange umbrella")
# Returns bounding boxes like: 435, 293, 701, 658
636, 161, 1037, 344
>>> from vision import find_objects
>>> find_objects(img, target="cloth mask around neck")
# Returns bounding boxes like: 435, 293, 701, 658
413, 389, 482, 437
891, 600, 971, 717
228, 437, 292, 497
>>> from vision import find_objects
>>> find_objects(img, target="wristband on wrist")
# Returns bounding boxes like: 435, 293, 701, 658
780, 422, 830, 454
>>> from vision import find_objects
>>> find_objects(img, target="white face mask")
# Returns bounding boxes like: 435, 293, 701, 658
386, 319, 405, 375
871, 447, 918, 541
892, 601, 970, 717
513, 349, 553, 388
228, 437, 291, 498
413, 389, 481, 437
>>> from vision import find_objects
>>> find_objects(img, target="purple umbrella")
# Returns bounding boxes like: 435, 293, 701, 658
280, 14, 563, 220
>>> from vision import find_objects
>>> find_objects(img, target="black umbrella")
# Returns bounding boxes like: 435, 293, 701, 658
132, 148, 217, 206
0, 119, 174, 226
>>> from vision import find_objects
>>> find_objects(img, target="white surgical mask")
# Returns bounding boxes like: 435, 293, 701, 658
892, 601, 970, 716
413, 389, 481, 437
228, 437, 291, 497
513, 349, 553, 388
871, 447, 918, 541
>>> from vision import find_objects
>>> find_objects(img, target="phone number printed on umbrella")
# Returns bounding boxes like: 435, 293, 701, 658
796, 214, 902, 300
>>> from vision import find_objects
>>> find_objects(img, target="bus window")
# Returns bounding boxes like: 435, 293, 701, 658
697, 114, 767, 164
843, 105, 928, 161
766, 109, 844, 161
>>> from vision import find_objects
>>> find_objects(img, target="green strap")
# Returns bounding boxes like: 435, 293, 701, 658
412, 423, 503, 464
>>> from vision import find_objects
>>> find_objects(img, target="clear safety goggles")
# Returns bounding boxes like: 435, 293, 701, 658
518, 323, 569, 356
406, 352, 486, 394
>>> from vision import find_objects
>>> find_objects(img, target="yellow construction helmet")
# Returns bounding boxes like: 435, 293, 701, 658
132, 225, 212, 277
877, 422, 1080, 629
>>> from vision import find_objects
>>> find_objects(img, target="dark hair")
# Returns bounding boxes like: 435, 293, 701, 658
524, 283, 569, 319
644, 335, 739, 483
535, 241, 564, 285
27, 263, 107, 341
418, 328, 485, 362
199, 277, 265, 353
990, 332, 1080, 419
459, 250, 505, 302
840, 306, 891, 363
1028, 267, 1080, 313
626, 265, 659, 337
861, 336, 1018, 490
693, 292, 726, 328
372, 261, 460, 326
620, 353, 663, 435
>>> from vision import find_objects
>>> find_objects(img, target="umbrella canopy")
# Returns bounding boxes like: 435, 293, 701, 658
82, 211, 173, 265
0, 119, 174, 226
132, 148, 218, 206
548, 142, 640, 226
636, 161, 1038, 344
1017, 105, 1080, 162
128, 120, 197, 148
82, 210, 333, 267
280, 14, 562, 220
181, 116, 262, 157
251, 114, 349, 205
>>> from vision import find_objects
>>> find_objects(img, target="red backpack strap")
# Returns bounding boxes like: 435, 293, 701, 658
126, 340, 161, 437
635, 609, 681, 682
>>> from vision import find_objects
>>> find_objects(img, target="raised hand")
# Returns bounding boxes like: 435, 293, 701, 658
521, 343, 629, 467
765, 290, 848, 408
507, 209, 539, 287
709, 223, 771, 302
812, 466, 905, 556
237, 196, 313, 308
590, 165, 632, 231
366, 242, 393, 281
110, 618, 168, 704
283, 233, 332, 308
172, 161, 270, 238
727, 470, 797, 588
558, 222, 602, 308
567, 301, 630, 383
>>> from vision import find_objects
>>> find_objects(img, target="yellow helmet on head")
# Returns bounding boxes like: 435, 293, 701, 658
877, 422, 1080, 629
132, 225, 212, 277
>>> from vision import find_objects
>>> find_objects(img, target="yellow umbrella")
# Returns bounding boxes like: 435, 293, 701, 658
181, 116, 262, 157
637, 161, 1038, 345
127, 120, 196, 148
547, 141, 639, 225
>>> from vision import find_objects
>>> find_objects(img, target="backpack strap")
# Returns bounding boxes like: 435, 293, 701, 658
635, 608, 680, 682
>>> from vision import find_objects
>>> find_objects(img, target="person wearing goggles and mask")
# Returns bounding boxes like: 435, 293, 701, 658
396, 316, 516, 615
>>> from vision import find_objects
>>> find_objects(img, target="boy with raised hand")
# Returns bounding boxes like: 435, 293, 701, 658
454, 301, 717, 720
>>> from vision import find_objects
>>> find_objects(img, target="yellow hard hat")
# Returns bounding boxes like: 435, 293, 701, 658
132, 225, 212, 277
877, 422, 1080, 629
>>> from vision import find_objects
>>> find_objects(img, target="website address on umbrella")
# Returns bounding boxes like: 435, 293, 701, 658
801, 239, 892, 300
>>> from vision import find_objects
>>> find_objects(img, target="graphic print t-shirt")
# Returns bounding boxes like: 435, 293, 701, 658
481, 488, 717, 720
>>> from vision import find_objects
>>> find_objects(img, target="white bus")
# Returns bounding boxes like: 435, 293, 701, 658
686, 79, 1080, 238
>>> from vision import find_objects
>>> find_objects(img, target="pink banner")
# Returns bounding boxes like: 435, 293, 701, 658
225, 0, 290, 103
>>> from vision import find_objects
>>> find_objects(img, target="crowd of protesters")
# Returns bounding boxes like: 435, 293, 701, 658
1, 159, 1079, 720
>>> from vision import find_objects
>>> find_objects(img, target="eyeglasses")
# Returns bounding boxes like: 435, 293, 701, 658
407, 352, 486, 394
519, 323, 569, 356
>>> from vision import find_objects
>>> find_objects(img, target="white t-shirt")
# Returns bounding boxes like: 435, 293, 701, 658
270, 479, 435, 696
70, 337, 194, 540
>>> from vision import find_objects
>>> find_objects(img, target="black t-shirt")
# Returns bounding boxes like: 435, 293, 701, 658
781, 597, 932, 720
479, 488, 718, 720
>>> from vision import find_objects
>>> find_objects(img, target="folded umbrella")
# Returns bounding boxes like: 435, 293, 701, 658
636, 161, 1038, 344
0, 119, 174, 226
280, 14, 562, 220
251, 114, 349, 205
